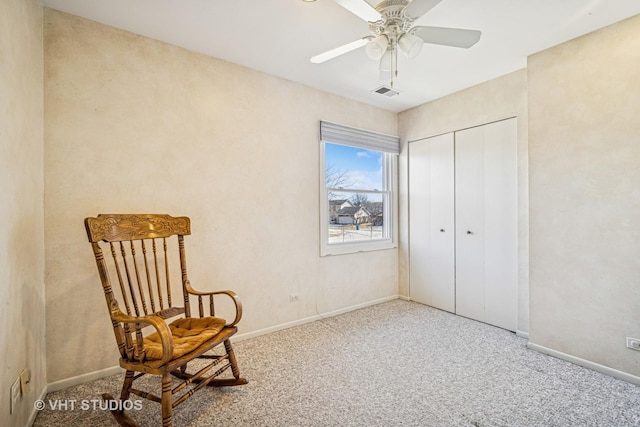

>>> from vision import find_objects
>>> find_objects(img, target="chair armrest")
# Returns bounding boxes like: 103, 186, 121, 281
184, 281, 243, 327
111, 309, 174, 365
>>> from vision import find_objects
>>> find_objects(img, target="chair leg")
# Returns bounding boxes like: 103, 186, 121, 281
224, 339, 241, 380
161, 372, 173, 427
120, 370, 135, 400
101, 370, 140, 427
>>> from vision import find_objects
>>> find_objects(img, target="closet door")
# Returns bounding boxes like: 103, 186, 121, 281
454, 125, 486, 322
455, 118, 518, 331
409, 133, 455, 312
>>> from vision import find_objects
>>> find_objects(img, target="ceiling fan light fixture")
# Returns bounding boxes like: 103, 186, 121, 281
365, 35, 389, 61
398, 33, 424, 58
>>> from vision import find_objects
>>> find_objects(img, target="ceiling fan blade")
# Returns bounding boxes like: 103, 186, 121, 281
403, 0, 442, 20
335, 0, 382, 22
310, 38, 369, 63
412, 26, 481, 48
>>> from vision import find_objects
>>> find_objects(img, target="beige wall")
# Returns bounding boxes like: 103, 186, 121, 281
528, 14, 640, 376
397, 70, 530, 333
0, 0, 46, 424
44, 10, 398, 383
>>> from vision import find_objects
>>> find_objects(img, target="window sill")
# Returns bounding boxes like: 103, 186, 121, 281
320, 240, 397, 256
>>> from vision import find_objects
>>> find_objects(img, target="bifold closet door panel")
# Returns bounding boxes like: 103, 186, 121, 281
454, 126, 486, 323
455, 118, 518, 331
482, 119, 518, 331
409, 133, 455, 312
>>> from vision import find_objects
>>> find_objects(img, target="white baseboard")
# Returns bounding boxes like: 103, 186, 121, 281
47, 365, 124, 393
27, 385, 49, 427
234, 294, 401, 342
527, 342, 640, 386
46, 295, 401, 392
516, 330, 529, 339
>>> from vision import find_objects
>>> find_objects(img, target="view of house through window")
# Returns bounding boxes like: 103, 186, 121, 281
325, 142, 389, 244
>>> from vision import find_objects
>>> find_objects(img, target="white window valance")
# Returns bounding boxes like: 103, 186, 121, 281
320, 121, 400, 154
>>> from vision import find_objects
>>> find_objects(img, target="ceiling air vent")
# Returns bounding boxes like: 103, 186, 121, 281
373, 85, 400, 97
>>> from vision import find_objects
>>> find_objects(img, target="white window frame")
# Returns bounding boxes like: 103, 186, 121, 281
319, 121, 399, 256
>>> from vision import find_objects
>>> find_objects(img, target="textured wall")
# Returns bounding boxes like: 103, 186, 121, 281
0, 0, 46, 424
528, 14, 640, 375
398, 70, 529, 333
44, 10, 398, 383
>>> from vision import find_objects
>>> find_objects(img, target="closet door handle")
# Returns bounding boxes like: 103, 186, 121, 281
440, 229, 445, 232
466, 230, 473, 235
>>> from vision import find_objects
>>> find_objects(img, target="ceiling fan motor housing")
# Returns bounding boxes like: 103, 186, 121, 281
369, 0, 415, 42
375, 0, 412, 24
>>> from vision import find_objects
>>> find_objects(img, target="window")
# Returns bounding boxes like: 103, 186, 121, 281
320, 121, 399, 256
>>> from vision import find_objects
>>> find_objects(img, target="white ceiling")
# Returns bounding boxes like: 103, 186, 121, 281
40, 0, 640, 113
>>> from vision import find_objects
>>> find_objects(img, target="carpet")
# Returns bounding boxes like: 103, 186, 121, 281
33, 300, 640, 426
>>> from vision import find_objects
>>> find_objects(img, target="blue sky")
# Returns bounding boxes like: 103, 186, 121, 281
325, 142, 382, 190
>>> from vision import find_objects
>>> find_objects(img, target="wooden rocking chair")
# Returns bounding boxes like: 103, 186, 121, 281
85, 214, 247, 427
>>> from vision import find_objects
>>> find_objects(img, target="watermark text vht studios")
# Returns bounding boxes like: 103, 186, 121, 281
34, 399, 142, 411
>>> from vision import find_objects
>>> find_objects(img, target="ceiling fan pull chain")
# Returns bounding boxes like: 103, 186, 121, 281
391, 43, 397, 87
394, 44, 398, 79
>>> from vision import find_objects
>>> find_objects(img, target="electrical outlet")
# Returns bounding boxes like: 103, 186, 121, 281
20, 369, 30, 395
626, 337, 640, 351
289, 294, 300, 303
10, 377, 20, 414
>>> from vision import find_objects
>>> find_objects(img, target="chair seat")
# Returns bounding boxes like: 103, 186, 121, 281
143, 317, 227, 361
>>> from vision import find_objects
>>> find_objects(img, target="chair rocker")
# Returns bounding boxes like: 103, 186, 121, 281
85, 214, 247, 427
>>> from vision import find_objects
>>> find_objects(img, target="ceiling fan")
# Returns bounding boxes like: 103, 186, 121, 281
310, 0, 481, 87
